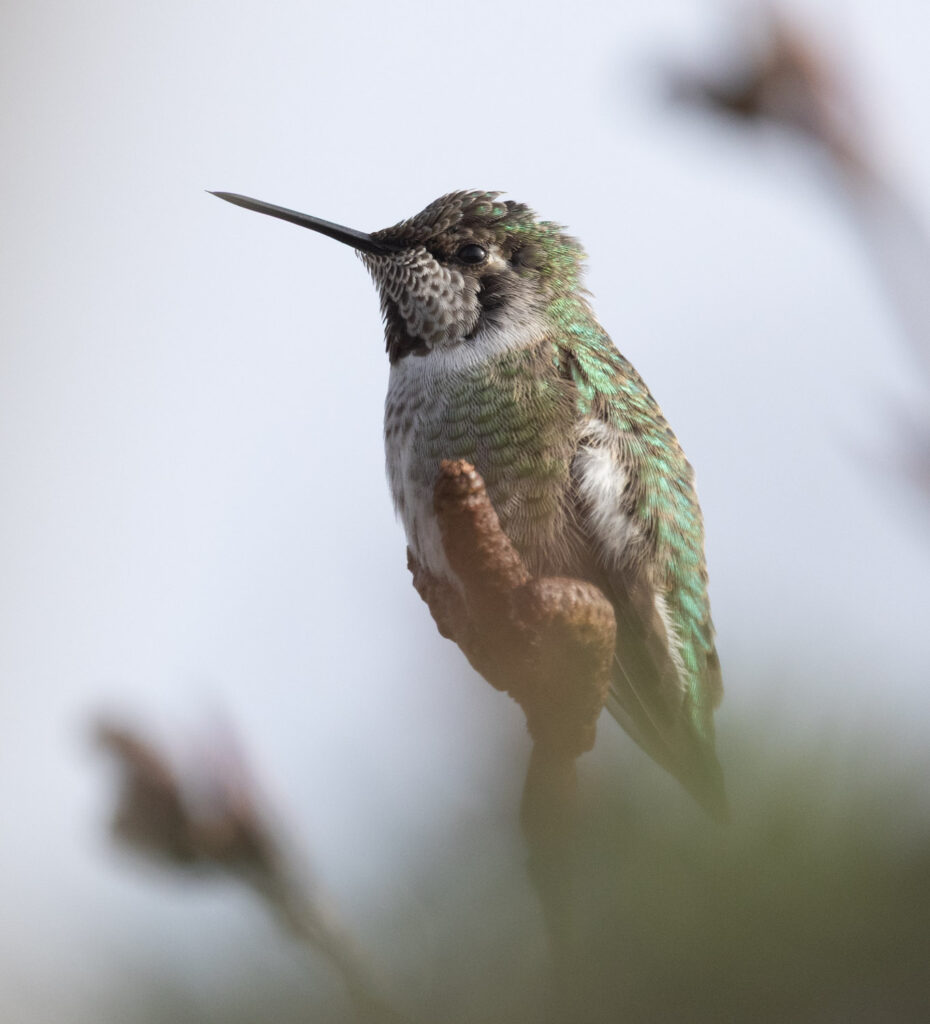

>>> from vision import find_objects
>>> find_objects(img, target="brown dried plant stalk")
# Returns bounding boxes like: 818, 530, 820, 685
409, 459, 617, 981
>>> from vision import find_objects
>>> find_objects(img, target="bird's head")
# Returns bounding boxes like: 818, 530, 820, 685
211, 190, 587, 362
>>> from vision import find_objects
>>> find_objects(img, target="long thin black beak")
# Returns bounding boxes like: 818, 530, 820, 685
208, 191, 399, 256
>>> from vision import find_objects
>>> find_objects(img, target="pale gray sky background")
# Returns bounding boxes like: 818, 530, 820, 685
1, 0, 929, 1018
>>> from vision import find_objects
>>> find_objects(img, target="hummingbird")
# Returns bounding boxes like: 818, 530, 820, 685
211, 189, 727, 821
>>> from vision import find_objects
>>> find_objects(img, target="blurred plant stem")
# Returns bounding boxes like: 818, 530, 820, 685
668, 2, 930, 494
96, 720, 406, 1023
410, 459, 617, 1015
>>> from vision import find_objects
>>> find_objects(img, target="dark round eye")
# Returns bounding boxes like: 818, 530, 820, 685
456, 243, 488, 265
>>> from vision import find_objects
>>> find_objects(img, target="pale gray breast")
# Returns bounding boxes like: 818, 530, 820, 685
384, 352, 461, 582
383, 338, 585, 584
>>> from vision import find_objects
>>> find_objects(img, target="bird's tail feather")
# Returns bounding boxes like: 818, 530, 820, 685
605, 685, 730, 824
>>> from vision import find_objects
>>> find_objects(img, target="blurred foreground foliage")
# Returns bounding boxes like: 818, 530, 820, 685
90, 713, 929, 1024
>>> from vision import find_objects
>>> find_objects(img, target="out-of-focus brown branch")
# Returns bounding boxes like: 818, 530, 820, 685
667, 5, 868, 174
95, 720, 404, 1023
667, 2, 930, 499
409, 460, 616, 999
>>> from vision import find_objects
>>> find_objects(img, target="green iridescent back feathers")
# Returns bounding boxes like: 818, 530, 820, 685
474, 197, 721, 738
560, 328, 722, 728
